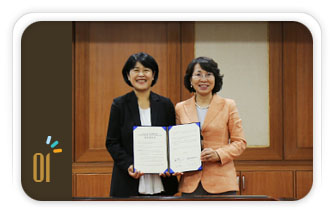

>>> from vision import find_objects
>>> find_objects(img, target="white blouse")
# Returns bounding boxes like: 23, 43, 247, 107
138, 107, 165, 195
196, 105, 209, 128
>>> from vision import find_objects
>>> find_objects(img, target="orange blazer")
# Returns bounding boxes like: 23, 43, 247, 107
175, 94, 247, 194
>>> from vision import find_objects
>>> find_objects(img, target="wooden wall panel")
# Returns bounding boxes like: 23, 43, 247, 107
74, 22, 182, 162
283, 22, 313, 160
167, 22, 181, 105
75, 174, 112, 197
72, 174, 76, 197
236, 171, 241, 195
296, 170, 313, 199
296, 25, 313, 149
180, 22, 195, 101
241, 171, 294, 199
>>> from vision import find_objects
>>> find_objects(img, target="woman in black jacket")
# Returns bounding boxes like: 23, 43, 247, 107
106, 52, 178, 197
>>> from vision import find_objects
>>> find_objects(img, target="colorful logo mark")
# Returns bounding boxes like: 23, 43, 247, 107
46, 136, 62, 153
33, 136, 63, 183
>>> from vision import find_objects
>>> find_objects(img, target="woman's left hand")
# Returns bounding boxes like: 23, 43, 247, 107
159, 171, 184, 177
201, 148, 220, 162
159, 171, 171, 177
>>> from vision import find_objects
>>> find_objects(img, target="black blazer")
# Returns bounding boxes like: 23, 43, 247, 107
106, 91, 178, 197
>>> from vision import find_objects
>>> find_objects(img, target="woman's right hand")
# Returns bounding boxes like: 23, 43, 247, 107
128, 165, 144, 179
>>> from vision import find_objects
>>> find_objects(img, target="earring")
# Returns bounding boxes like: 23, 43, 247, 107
190, 83, 195, 92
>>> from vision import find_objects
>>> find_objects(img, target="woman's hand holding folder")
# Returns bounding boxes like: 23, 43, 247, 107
128, 165, 144, 179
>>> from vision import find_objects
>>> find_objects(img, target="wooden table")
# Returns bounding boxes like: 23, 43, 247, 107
73, 195, 278, 201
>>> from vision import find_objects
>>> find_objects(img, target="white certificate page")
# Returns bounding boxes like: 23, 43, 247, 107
168, 123, 202, 173
133, 126, 168, 173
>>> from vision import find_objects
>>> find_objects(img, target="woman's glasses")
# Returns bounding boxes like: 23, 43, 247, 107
192, 72, 214, 80
130, 69, 152, 75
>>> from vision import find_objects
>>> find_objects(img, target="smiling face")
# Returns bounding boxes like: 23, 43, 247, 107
190, 63, 215, 96
128, 61, 154, 92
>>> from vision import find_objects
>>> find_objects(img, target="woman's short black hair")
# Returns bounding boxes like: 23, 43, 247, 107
184, 56, 224, 94
122, 52, 159, 87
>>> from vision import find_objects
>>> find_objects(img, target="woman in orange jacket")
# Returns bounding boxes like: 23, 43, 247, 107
175, 56, 247, 196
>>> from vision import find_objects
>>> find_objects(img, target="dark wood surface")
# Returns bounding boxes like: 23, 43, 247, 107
73, 195, 278, 201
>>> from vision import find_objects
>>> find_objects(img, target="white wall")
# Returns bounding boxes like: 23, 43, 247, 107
195, 22, 270, 147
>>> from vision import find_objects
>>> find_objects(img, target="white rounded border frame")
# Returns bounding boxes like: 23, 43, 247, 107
13, 13, 321, 209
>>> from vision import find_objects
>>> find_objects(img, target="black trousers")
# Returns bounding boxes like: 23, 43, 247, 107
182, 182, 237, 197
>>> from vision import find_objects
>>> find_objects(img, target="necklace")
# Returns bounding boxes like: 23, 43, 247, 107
195, 102, 209, 109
